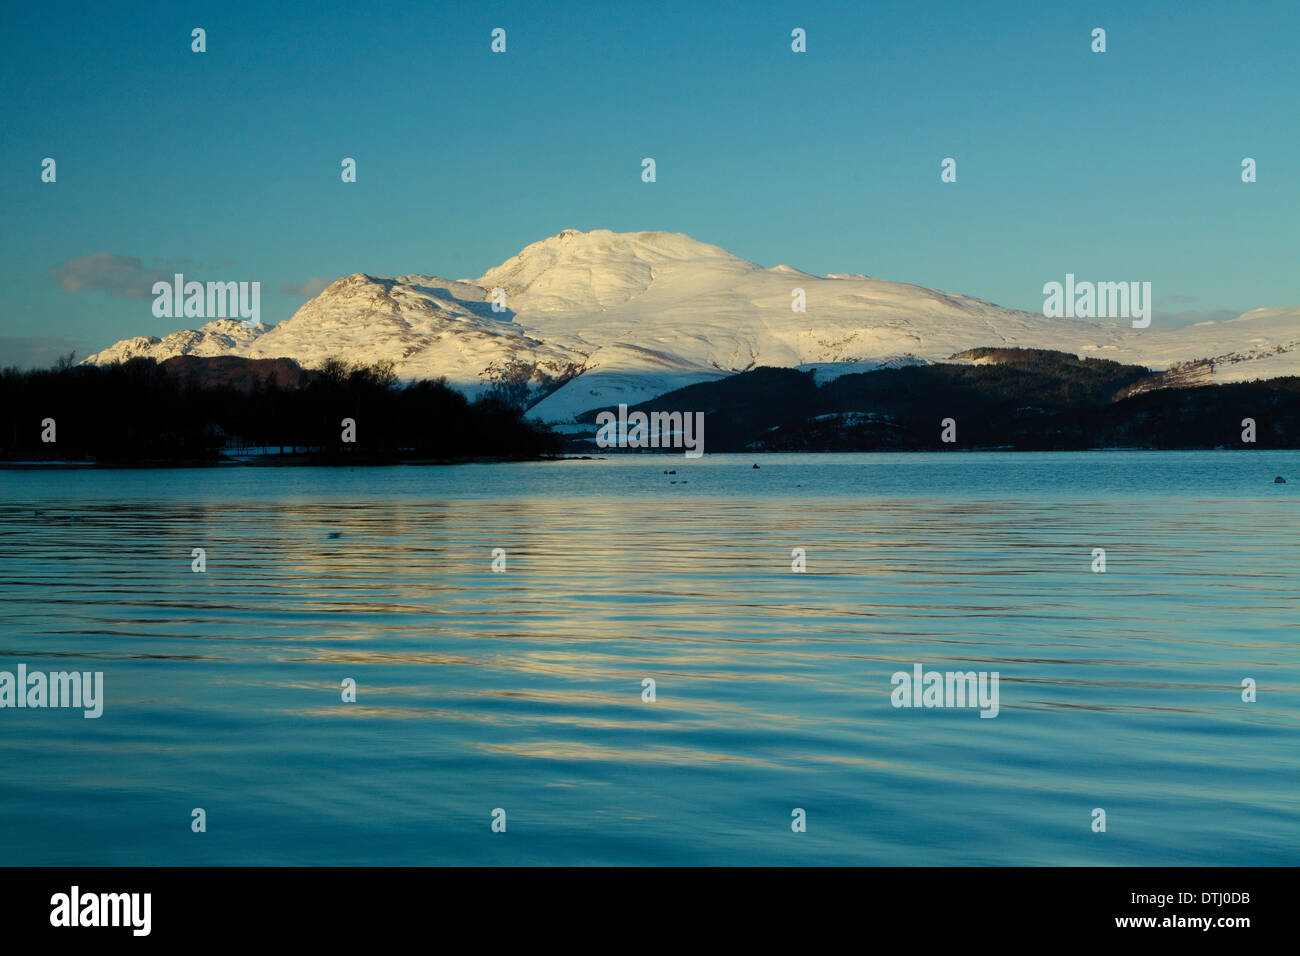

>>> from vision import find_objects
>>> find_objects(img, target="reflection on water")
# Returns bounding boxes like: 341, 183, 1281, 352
0, 453, 1297, 865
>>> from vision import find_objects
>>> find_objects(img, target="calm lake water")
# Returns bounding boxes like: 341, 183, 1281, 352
1, 452, 1296, 865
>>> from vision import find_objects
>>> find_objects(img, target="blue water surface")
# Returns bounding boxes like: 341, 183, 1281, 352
0, 452, 1296, 865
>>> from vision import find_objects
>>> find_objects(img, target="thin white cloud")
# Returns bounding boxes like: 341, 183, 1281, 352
279, 277, 332, 298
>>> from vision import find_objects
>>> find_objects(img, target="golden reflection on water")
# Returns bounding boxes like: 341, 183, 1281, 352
2, 458, 1299, 864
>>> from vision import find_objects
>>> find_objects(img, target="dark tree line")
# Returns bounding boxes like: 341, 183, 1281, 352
0, 356, 561, 464
574, 350, 1300, 451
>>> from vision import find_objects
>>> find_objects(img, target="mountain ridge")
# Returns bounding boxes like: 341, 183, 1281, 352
82, 229, 1300, 422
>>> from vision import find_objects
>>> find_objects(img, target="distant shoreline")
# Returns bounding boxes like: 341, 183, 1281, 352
0, 447, 1292, 470
0, 454, 567, 470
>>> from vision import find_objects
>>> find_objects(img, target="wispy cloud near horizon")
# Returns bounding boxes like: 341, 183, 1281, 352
279, 277, 332, 298
48, 253, 168, 300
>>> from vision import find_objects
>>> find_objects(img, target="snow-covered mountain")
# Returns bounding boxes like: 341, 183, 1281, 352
83, 229, 1300, 421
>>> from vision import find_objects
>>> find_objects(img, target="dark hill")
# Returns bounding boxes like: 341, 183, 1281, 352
573, 349, 1300, 451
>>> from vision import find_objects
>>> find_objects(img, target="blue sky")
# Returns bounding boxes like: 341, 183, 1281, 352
2, 0, 1296, 367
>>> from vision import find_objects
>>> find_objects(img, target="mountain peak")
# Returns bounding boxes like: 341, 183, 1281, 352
476, 229, 757, 312
80, 230, 1300, 423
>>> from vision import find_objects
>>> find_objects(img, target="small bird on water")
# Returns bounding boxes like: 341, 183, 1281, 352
1274, 476, 1287, 484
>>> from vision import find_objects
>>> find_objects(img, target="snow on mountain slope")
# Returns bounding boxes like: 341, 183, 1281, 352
1090, 307, 1300, 384
81, 318, 267, 364
478, 228, 759, 316
82, 229, 1300, 420
526, 342, 728, 422
241, 272, 583, 395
